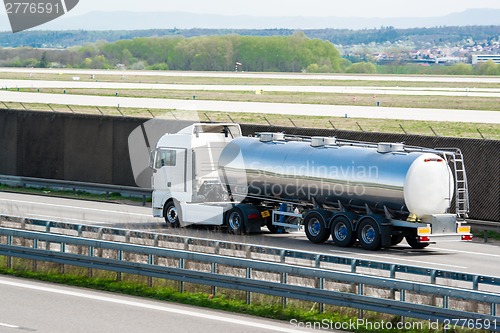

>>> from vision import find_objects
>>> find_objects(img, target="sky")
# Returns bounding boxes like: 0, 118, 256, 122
69, 0, 500, 18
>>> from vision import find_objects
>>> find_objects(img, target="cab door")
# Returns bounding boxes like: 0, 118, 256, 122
152, 148, 187, 193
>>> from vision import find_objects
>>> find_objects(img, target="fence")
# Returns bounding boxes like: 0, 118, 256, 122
0, 226, 498, 330
1, 214, 499, 293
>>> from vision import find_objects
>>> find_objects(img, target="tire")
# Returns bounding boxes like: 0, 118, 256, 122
226, 208, 244, 234
266, 221, 281, 234
391, 234, 405, 246
330, 216, 356, 247
405, 234, 430, 249
304, 212, 330, 244
164, 201, 180, 228
357, 218, 382, 251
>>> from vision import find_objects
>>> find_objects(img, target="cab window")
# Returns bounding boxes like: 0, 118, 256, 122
155, 149, 176, 168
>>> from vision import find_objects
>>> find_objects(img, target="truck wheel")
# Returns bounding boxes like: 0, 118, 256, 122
357, 218, 382, 251
330, 216, 356, 247
164, 201, 180, 228
266, 221, 281, 234
391, 234, 405, 246
405, 234, 430, 249
226, 208, 244, 235
304, 212, 330, 244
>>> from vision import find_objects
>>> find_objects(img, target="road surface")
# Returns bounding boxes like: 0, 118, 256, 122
0, 192, 499, 279
1, 90, 499, 124
3, 67, 500, 84
0, 275, 313, 333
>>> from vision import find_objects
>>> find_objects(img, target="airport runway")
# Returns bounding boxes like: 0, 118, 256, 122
0, 275, 310, 333
1, 192, 499, 279
3, 67, 500, 84
0, 90, 499, 124
3, 79, 500, 98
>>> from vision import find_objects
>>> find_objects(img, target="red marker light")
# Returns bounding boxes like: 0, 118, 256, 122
419, 236, 430, 242
462, 235, 473, 241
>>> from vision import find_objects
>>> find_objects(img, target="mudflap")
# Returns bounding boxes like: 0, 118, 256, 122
236, 204, 263, 233
381, 222, 393, 248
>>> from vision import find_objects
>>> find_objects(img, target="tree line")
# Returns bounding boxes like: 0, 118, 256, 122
0, 34, 499, 75
0, 33, 346, 73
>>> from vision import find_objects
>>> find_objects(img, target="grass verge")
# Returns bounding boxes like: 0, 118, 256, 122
2, 71, 500, 89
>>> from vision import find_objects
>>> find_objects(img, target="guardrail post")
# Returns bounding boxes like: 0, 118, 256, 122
214, 241, 220, 255
32, 238, 38, 272
317, 277, 324, 314
358, 283, 364, 319
211, 262, 218, 297
45, 222, 51, 251
117, 250, 123, 282
430, 269, 438, 306
60, 242, 66, 274
246, 267, 252, 305
148, 235, 159, 288
178, 258, 185, 293
97, 228, 104, 258
142, 195, 147, 207
400, 289, 406, 325
6, 235, 12, 269
88, 245, 94, 278
351, 259, 357, 293
281, 272, 288, 308
390, 264, 397, 300
279, 250, 286, 263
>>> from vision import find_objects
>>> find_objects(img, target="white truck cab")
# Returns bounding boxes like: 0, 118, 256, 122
151, 123, 242, 227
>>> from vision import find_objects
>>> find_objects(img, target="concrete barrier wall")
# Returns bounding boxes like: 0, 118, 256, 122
0, 109, 498, 222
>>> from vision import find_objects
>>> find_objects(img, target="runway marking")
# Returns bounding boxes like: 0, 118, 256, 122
329, 249, 468, 269
0, 278, 307, 333
0, 198, 151, 218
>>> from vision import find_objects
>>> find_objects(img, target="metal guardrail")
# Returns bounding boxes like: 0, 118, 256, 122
0, 227, 498, 330
0, 175, 151, 205
1, 214, 499, 293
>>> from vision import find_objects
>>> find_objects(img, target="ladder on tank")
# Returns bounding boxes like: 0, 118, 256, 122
445, 149, 470, 219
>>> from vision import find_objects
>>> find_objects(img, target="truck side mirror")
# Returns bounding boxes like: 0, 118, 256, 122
149, 149, 157, 169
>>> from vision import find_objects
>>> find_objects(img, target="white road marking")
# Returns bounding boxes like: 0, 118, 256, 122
0, 198, 150, 217
0, 278, 307, 333
432, 247, 500, 258
0, 322, 19, 329
329, 249, 468, 269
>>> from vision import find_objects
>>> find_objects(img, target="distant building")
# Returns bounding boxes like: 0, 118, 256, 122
471, 54, 500, 65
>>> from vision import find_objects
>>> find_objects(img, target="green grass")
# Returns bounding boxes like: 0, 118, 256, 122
2, 71, 500, 88
0, 266, 454, 333
472, 230, 500, 241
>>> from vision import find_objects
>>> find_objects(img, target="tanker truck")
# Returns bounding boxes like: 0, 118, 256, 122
150, 123, 472, 250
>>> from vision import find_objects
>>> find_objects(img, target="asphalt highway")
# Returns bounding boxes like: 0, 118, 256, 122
1, 192, 499, 279
0, 275, 313, 333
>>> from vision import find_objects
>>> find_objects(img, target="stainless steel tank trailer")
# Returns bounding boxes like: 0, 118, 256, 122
150, 123, 472, 250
